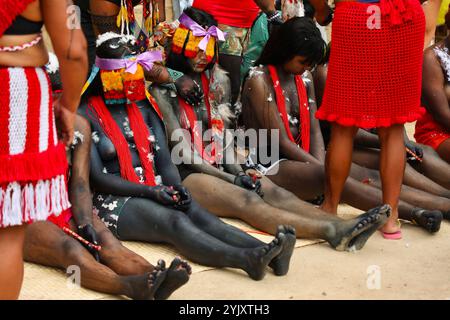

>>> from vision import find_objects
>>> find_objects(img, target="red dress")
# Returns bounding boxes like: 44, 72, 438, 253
316, 0, 426, 128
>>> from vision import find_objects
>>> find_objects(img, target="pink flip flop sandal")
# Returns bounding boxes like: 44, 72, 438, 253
380, 230, 402, 240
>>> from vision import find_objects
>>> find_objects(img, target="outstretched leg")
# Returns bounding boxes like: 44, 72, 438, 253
24, 222, 166, 299
267, 160, 385, 212
267, 159, 440, 232
91, 214, 190, 299
117, 198, 282, 280
182, 185, 296, 276
349, 164, 450, 213
184, 173, 388, 252
91, 214, 154, 275
411, 144, 450, 190
352, 147, 450, 198
256, 174, 390, 250
184, 173, 328, 239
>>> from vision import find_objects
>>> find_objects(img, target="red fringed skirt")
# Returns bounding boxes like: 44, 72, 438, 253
0, 67, 70, 228
316, 0, 426, 128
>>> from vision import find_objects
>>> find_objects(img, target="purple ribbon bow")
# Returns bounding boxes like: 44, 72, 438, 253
95, 50, 163, 74
178, 13, 226, 51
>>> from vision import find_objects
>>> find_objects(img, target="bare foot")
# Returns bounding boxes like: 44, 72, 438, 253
330, 204, 391, 251
269, 225, 296, 276
245, 236, 283, 281
411, 208, 442, 233
127, 259, 167, 300
155, 257, 192, 300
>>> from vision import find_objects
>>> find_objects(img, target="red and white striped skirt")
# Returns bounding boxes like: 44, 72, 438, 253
0, 67, 70, 228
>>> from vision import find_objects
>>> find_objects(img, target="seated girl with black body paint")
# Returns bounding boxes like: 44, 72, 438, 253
241, 17, 446, 236
25, 116, 191, 300
24, 58, 191, 300
79, 32, 290, 281
149, 7, 391, 252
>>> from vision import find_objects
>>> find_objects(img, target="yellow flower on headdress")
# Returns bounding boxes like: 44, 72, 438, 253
100, 65, 145, 93
172, 26, 216, 62
122, 64, 145, 81
100, 69, 124, 92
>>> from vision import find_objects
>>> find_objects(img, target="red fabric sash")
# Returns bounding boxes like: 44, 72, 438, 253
268, 65, 310, 153
178, 73, 219, 165
0, 0, 36, 36
88, 96, 157, 186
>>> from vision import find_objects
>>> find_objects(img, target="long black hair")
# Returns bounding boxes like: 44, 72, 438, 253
166, 7, 218, 74
256, 17, 326, 68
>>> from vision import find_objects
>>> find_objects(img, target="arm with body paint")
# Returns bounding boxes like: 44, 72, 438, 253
70, 117, 94, 228
89, 135, 179, 206
243, 71, 322, 165
304, 71, 326, 162
69, 116, 100, 261
149, 86, 237, 184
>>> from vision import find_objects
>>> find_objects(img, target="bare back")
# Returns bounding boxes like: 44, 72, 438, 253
0, 0, 48, 67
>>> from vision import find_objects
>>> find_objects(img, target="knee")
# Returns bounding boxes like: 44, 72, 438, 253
377, 125, 404, 142
421, 144, 434, 153
331, 124, 358, 139
242, 190, 263, 208
103, 245, 152, 274
167, 211, 192, 233
265, 183, 293, 202
421, 144, 438, 156
61, 238, 87, 267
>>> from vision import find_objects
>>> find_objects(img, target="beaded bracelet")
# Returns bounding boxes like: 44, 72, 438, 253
266, 11, 282, 23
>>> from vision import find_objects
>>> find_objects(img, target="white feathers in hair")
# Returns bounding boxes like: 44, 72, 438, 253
217, 103, 236, 126
45, 52, 59, 74
96, 32, 136, 47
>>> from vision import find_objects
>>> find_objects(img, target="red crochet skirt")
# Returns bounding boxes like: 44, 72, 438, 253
316, 0, 426, 128
415, 112, 450, 150
0, 67, 70, 228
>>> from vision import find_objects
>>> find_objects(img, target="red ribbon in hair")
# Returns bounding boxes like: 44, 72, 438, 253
268, 65, 310, 153
178, 73, 221, 165
88, 96, 158, 186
